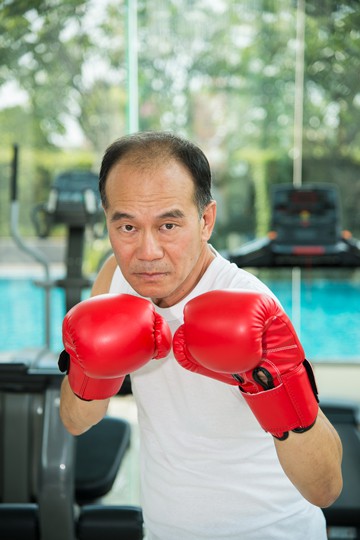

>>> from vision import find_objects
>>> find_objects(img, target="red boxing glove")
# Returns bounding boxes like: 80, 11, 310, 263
59, 293, 172, 400
173, 290, 318, 440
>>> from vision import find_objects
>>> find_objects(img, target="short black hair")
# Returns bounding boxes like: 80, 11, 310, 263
99, 131, 213, 215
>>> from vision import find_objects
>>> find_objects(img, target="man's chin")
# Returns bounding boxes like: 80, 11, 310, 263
128, 281, 170, 302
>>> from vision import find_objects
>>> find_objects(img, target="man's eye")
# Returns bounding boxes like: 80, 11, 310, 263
123, 224, 134, 232
162, 223, 175, 230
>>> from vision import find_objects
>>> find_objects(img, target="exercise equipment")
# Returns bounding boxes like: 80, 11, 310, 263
228, 183, 360, 268
226, 182, 360, 537
1, 144, 143, 539
32, 168, 105, 312
321, 400, 360, 540
0, 362, 142, 540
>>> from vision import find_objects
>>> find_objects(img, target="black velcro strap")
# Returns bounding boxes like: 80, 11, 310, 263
303, 358, 319, 403
58, 350, 70, 373
273, 431, 289, 441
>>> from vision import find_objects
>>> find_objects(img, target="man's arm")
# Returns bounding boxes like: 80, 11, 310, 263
60, 377, 110, 435
59, 254, 172, 435
60, 255, 117, 436
274, 408, 342, 508
173, 289, 343, 509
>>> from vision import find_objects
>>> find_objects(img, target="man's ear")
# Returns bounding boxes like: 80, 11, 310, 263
201, 201, 217, 241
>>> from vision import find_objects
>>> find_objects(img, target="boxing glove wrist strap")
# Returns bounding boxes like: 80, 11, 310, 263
239, 360, 319, 440
58, 349, 70, 374
58, 349, 124, 401
58, 350, 93, 401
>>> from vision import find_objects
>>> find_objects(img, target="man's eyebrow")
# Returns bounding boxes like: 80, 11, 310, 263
158, 209, 185, 219
110, 211, 134, 222
109, 209, 186, 222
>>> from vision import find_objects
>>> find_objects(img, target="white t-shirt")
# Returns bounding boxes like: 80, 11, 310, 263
109, 250, 326, 540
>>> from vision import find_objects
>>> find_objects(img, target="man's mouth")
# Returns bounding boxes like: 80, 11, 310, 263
134, 272, 168, 281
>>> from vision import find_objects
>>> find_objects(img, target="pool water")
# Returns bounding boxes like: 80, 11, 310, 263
0, 277, 359, 362
0, 279, 90, 354
270, 279, 360, 362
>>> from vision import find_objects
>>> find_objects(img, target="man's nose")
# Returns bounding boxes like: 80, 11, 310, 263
136, 231, 164, 260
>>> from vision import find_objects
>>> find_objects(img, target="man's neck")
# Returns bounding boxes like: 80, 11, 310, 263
154, 244, 216, 308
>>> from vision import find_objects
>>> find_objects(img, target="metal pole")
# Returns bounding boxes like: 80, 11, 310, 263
293, 0, 305, 188
292, 0, 306, 337
126, 0, 139, 134
10, 144, 52, 351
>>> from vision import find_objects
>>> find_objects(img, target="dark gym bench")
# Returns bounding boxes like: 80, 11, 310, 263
75, 416, 131, 503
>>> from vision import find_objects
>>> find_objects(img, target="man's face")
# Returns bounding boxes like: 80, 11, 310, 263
104, 158, 216, 307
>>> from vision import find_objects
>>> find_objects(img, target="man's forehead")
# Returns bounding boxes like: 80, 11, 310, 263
110, 154, 190, 178
107, 157, 195, 194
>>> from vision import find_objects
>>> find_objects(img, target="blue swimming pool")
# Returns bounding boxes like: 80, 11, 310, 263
0, 277, 359, 362
0, 279, 90, 354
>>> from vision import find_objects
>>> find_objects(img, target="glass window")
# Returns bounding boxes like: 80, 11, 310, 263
0, 0, 359, 363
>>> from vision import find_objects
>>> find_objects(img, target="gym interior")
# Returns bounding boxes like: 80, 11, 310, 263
0, 1, 359, 539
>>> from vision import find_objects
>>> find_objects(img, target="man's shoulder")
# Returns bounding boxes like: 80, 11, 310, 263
91, 254, 118, 296
209, 253, 275, 297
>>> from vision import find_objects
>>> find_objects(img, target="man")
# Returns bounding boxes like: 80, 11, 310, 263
60, 131, 342, 540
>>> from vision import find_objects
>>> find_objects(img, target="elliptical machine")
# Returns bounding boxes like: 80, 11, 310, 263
32, 168, 105, 313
